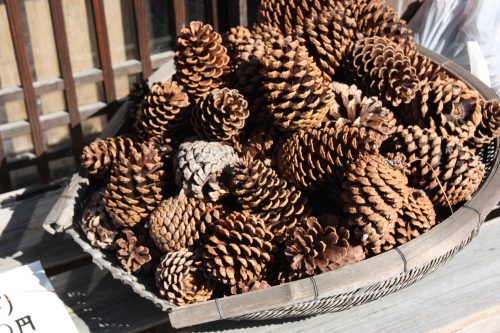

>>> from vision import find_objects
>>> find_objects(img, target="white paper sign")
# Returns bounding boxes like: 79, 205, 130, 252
0, 261, 78, 333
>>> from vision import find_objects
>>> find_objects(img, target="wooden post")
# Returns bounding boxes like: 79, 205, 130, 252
133, 0, 152, 79
49, 0, 84, 165
5, 0, 50, 183
91, 0, 116, 103
173, 0, 186, 35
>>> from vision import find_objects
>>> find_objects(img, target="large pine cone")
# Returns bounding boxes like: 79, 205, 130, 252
230, 158, 310, 243
422, 78, 482, 141
353, 0, 414, 52
224, 26, 256, 70
341, 154, 410, 255
174, 21, 229, 99
260, 35, 335, 130
278, 125, 379, 189
301, 2, 356, 81
386, 189, 436, 249
135, 81, 190, 141
104, 142, 164, 228
467, 99, 500, 149
115, 229, 153, 273
81, 136, 135, 176
234, 123, 279, 167
232, 24, 282, 120
174, 139, 239, 201
285, 216, 365, 279
347, 36, 419, 108
80, 191, 119, 250
327, 82, 397, 142
156, 249, 214, 305
193, 88, 250, 144
204, 211, 274, 295
257, 0, 328, 36
149, 194, 222, 253
381, 126, 485, 207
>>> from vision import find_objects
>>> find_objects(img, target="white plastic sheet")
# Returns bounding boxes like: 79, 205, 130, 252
409, 0, 500, 95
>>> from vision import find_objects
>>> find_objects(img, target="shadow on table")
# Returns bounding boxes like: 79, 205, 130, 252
0, 181, 89, 275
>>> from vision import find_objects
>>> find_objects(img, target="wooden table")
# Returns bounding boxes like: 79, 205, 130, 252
1, 181, 499, 333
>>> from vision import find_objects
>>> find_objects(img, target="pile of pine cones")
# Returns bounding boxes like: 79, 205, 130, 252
79, 0, 500, 306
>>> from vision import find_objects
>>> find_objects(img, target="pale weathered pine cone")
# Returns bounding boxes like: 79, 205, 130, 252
80, 190, 119, 250
174, 139, 239, 202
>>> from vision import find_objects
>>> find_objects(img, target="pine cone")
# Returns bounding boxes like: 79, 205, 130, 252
81, 136, 136, 176
327, 82, 397, 141
423, 78, 482, 141
193, 88, 250, 144
257, 0, 327, 36
149, 194, 222, 252
232, 24, 282, 119
156, 249, 214, 305
115, 229, 153, 273
353, 0, 415, 52
174, 139, 239, 201
128, 80, 149, 121
341, 154, 410, 255
135, 81, 191, 141
234, 123, 279, 167
204, 211, 274, 295
260, 35, 335, 130
301, 2, 356, 80
224, 26, 256, 70
278, 125, 380, 189
468, 99, 500, 149
381, 126, 485, 207
285, 216, 365, 279
388, 189, 436, 248
80, 191, 119, 250
104, 142, 164, 227
230, 158, 311, 243
347, 36, 420, 107
174, 21, 229, 99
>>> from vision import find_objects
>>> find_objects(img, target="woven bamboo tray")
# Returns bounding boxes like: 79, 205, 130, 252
45, 46, 500, 329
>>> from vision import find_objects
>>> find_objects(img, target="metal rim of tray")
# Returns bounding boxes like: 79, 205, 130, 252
46, 46, 500, 329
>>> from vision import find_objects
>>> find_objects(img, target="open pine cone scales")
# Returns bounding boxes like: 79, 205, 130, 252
104, 141, 164, 228
174, 21, 230, 99
347, 36, 420, 108
230, 158, 311, 243
341, 154, 410, 255
382, 126, 485, 207
78, 4, 498, 306
285, 216, 365, 280
260, 35, 335, 130
149, 195, 222, 252
135, 81, 190, 141
81, 136, 135, 176
156, 249, 214, 305
203, 211, 274, 295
